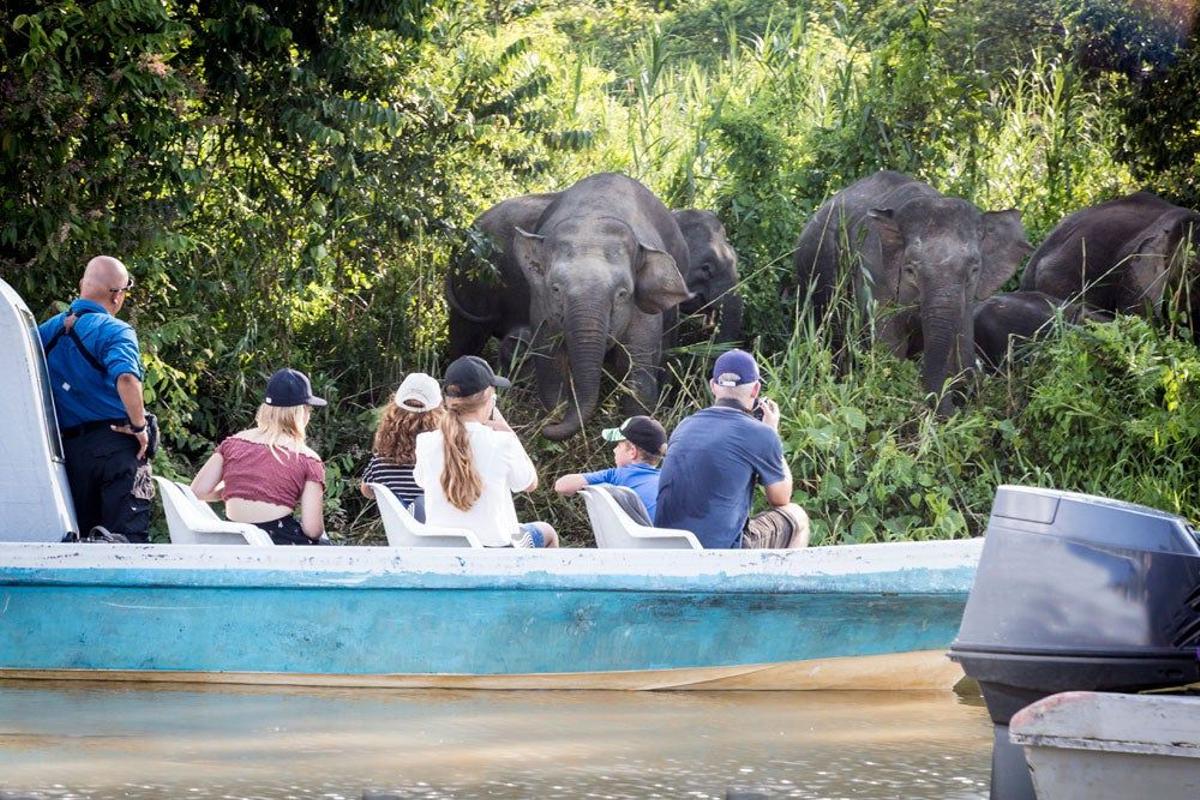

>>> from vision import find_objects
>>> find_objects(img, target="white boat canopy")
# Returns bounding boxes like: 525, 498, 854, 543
0, 278, 77, 540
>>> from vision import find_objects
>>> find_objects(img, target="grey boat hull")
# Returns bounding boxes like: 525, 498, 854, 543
1011, 691, 1200, 800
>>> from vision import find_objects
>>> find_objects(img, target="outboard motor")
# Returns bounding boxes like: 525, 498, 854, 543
950, 485, 1200, 800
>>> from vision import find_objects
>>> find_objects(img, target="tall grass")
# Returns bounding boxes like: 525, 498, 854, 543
158, 0, 1199, 544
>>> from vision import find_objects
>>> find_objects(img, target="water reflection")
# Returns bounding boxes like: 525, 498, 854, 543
0, 681, 990, 799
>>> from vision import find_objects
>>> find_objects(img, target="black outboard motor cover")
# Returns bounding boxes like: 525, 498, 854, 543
950, 485, 1200, 799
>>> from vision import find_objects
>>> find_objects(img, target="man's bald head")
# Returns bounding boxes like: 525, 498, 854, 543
79, 256, 131, 311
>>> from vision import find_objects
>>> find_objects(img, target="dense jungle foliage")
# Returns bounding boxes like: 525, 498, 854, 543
3, 0, 1199, 543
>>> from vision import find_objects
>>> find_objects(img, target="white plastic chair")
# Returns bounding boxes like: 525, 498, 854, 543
578, 486, 702, 549
153, 476, 274, 545
368, 483, 483, 548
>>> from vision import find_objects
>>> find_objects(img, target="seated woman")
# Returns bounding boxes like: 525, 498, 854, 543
360, 372, 444, 517
191, 368, 328, 545
414, 356, 558, 548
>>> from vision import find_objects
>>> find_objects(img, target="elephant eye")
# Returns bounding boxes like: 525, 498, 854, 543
616, 287, 630, 300
551, 283, 563, 294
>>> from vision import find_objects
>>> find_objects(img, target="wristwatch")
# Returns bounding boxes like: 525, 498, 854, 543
129, 422, 148, 434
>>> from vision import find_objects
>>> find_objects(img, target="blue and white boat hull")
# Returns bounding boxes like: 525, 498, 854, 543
0, 540, 980, 690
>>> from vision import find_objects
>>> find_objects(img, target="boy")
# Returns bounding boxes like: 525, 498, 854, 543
554, 415, 668, 520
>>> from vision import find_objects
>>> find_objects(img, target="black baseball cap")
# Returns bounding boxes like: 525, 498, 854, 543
443, 355, 512, 398
601, 415, 668, 456
265, 368, 327, 408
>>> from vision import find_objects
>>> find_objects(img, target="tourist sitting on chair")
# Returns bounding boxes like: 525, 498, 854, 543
191, 369, 328, 545
413, 356, 558, 548
361, 372, 444, 522
655, 349, 810, 549
553, 415, 667, 521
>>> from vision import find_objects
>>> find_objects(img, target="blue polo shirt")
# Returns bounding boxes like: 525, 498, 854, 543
583, 462, 661, 520
655, 406, 787, 548
38, 299, 144, 429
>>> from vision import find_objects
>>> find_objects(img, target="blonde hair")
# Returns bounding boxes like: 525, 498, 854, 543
438, 390, 490, 511
251, 403, 311, 459
373, 402, 444, 464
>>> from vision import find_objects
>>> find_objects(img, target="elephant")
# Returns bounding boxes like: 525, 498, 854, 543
451, 173, 692, 440
973, 291, 1112, 370
448, 198, 738, 361
1020, 191, 1200, 337
793, 170, 1032, 413
445, 192, 559, 360
672, 210, 743, 343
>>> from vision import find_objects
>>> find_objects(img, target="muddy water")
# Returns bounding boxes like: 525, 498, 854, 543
0, 681, 991, 799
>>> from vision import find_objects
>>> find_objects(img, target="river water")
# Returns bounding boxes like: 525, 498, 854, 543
0, 681, 991, 799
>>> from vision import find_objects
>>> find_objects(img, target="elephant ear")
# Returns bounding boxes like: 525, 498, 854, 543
512, 227, 548, 281
978, 210, 1032, 299
635, 244, 692, 315
1125, 216, 1193, 309
866, 208, 906, 299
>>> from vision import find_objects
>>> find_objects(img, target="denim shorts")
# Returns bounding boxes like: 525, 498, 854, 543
484, 523, 547, 549
518, 522, 547, 548
254, 515, 327, 546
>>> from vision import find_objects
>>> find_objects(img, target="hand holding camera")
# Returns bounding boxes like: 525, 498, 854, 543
756, 397, 781, 431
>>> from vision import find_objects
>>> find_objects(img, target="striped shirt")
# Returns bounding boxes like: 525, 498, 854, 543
362, 455, 420, 504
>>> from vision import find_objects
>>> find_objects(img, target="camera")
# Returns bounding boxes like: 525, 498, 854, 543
752, 399, 765, 421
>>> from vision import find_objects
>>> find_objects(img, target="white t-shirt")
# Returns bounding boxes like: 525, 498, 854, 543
413, 422, 538, 547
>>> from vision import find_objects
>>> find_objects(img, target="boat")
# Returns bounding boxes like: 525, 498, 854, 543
0, 276, 981, 691
949, 486, 1200, 798
1010, 691, 1200, 800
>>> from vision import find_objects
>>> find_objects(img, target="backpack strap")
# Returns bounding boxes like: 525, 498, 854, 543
44, 308, 106, 375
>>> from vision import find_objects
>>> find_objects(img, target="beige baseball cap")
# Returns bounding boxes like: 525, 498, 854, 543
394, 372, 442, 413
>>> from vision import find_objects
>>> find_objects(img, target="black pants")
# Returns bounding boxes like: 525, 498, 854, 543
63, 427, 152, 543
254, 515, 326, 546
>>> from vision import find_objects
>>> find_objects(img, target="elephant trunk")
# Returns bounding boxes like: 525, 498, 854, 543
541, 307, 609, 440
920, 293, 972, 416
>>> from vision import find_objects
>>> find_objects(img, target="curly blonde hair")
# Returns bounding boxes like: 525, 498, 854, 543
372, 402, 444, 464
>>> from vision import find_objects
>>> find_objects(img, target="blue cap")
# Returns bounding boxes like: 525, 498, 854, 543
265, 368, 327, 408
711, 349, 760, 387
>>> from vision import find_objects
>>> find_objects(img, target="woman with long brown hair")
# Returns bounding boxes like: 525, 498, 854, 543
360, 373, 444, 514
413, 356, 558, 548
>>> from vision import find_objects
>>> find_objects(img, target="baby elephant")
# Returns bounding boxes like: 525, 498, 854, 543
974, 291, 1111, 370
672, 209, 742, 343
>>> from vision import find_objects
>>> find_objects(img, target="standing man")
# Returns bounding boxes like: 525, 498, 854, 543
39, 256, 152, 542
655, 349, 809, 549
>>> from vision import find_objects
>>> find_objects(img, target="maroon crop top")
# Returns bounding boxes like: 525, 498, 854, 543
216, 436, 325, 508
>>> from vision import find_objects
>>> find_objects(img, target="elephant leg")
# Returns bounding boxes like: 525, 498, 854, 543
528, 325, 569, 411
613, 327, 662, 417
877, 307, 918, 358
448, 313, 493, 359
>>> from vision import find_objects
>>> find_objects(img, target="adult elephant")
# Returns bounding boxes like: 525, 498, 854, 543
672, 210, 743, 343
793, 170, 1032, 413
1020, 191, 1200, 336
454, 173, 692, 440
448, 200, 739, 362
974, 291, 1111, 370
445, 192, 558, 362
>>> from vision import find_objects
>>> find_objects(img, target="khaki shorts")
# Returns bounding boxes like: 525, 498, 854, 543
742, 504, 811, 549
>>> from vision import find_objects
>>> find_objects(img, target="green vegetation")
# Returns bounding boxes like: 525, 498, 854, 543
3, 0, 1199, 542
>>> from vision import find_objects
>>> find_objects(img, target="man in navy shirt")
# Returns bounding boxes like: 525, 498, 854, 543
39, 256, 152, 542
655, 350, 809, 549
555, 415, 667, 520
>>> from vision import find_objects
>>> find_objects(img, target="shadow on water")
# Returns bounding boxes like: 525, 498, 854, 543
0, 680, 991, 799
